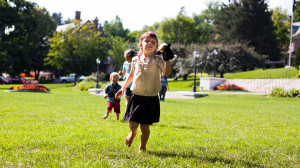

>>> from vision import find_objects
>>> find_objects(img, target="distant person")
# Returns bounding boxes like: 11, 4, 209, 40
103, 72, 122, 120
115, 31, 171, 153
159, 73, 169, 101
119, 49, 137, 110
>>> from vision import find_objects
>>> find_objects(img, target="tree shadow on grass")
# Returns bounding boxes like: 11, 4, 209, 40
148, 150, 263, 167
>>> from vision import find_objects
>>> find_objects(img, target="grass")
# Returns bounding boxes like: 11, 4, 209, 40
0, 84, 300, 167
168, 67, 299, 91
223, 67, 299, 79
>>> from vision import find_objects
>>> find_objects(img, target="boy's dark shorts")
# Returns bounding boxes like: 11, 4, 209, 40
124, 88, 132, 97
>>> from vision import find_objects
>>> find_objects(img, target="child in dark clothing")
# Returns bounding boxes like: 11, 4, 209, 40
103, 72, 122, 120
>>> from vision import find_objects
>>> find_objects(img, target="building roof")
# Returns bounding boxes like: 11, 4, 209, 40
56, 20, 90, 32
293, 21, 300, 37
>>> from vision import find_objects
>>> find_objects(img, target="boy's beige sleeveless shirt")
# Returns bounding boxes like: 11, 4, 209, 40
130, 55, 165, 96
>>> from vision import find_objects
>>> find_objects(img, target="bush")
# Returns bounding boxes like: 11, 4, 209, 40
269, 88, 300, 98
74, 76, 101, 91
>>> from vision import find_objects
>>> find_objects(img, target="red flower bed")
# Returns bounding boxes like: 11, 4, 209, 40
214, 81, 245, 91
9, 84, 50, 93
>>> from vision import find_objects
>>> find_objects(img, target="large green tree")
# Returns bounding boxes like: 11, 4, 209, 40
51, 12, 63, 26
103, 16, 129, 40
198, 43, 265, 78
45, 21, 108, 84
158, 12, 197, 44
293, 0, 300, 22
29, 7, 56, 80
271, 8, 290, 56
294, 45, 300, 69
0, 0, 36, 76
106, 36, 129, 71
218, 0, 281, 61
193, 2, 222, 44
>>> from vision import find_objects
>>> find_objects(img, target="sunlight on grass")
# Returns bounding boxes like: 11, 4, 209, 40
0, 84, 299, 167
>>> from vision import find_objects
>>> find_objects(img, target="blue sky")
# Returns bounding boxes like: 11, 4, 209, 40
30, 0, 293, 32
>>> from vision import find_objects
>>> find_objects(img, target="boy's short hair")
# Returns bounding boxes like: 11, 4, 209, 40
110, 72, 120, 79
124, 49, 137, 60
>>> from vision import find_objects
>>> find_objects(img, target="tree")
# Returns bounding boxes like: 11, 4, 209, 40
30, 7, 56, 80
158, 12, 197, 44
218, 0, 281, 61
193, 2, 222, 44
294, 45, 300, 69
103, 16, 130, 39
198, 43, 265, 78
51, 12, 63, 26
169, 43, 265, 79
293, 0, 300, 22
0, 0, 36, 76
45, 21, 108, 85
106, 36, 129, 71
271, 8, 290, 56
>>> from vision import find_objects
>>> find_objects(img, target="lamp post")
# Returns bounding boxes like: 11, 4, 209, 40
193, 49, 200, 92
96, 57, 101, 88
213, 48, 218, 77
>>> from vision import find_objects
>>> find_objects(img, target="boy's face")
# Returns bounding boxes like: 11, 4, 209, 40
111, 75, 119, 84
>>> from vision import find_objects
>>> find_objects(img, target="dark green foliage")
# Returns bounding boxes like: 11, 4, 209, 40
0, 0, 56, 77
198, 43, 265, 78
293, 0, 300, 22
294, 44, 300, 69
158, 13, 197, 44
218, 0, 281, 61
46, 21, 108, 85
51, 12, 63, 26
193, 2, 222, 44
103, 15, 130, 40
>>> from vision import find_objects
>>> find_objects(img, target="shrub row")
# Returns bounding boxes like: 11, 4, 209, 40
269, 88, 300, 98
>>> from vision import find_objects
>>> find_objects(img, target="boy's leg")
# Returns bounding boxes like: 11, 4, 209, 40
139, 124, 150, 152
115, 101, 120, 120
116, 113, 119, 120
103, 102, 113, 119
125, 121, 139, 147
103, 110, 110, 119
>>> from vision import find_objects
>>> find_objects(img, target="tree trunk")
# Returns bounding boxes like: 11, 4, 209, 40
220, 72, 224, 78
183, 74, 188, 80
34, 70, 40, 80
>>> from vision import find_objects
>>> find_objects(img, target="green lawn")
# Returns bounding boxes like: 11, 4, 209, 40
0, 84, 300, 167
223, 67, 299, 79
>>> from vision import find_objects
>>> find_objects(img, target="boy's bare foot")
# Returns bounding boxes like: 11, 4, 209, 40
125, 131, 137, 147
103, 115, 108, 119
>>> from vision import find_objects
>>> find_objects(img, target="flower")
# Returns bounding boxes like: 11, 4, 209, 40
9, 84, 50, 93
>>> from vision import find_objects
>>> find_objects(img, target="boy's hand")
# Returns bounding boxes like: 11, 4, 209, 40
104, 95, 108, 99
115, 90, 123, 99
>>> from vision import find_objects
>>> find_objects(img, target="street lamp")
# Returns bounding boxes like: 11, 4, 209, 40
193, 49, 200, 92
213, 48, 218, 77
96, 57, 101, 88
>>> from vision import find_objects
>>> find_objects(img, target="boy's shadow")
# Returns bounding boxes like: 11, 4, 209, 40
147, 150, 262, 167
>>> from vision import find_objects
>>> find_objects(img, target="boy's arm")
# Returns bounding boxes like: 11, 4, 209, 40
104, 87, 108, 99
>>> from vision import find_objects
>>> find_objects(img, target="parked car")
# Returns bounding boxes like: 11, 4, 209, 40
6, 77, 39, 84
0, 76, 9, 84
60, 73, 86, 83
